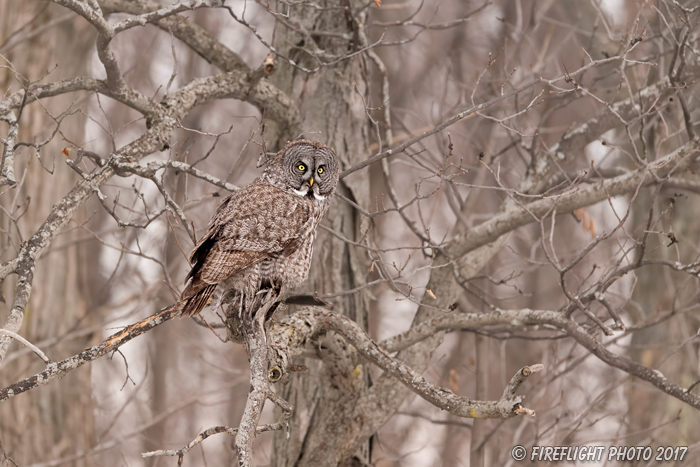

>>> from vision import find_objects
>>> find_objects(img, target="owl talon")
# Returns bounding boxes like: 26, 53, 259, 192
283, 294, 331, 308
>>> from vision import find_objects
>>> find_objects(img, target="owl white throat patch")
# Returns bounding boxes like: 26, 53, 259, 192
292, 187, 327, 200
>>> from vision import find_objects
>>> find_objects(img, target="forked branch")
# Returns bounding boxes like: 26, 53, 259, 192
269, 307, 542, 419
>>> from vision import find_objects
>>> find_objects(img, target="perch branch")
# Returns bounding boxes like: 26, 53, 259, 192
235, 291, 278, 467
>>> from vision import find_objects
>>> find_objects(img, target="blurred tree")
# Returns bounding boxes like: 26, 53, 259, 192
0, 2, 97, 464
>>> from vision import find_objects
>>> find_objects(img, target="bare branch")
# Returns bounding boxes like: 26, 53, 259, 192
378, 307, 700, 411
269, 307, 540, 419
53, 0, 127, 92
234, 291, 278, 467
0, 305, 177, 402
322, 309, 541, 418
112, 0, 223, 33
142, 392, 292, 463
0, 329, 49, 363
0, 111, 18, 186
445, 138, 700, 261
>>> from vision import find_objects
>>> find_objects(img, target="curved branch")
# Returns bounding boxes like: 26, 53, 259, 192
99, 0, 302, 136
0, 329, 49, 363
100, 0, 248, 72
0, 76, 158, 116
112, 0, 223, 33
53, 0, 127, 92
379, 308, 700, 411
270, 307, 541, 419
322, 309, 541, 418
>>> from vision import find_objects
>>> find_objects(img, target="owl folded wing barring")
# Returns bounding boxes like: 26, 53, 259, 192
178, 140, 339, 317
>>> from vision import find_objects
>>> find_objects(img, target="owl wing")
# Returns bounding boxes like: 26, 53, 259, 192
180, 184, 311, 316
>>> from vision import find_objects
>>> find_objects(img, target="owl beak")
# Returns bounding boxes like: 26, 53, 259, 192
309, 177, 314, 187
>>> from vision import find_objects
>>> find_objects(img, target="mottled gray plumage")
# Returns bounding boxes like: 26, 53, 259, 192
179, 140, 339, 317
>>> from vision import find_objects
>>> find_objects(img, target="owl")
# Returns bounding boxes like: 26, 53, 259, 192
179, 140, 339, 317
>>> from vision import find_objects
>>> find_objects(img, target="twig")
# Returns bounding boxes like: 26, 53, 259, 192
0, 305, 177, 402
0, 329, 49, 363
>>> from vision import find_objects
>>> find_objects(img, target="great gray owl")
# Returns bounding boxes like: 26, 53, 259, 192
179, 140, 339, 317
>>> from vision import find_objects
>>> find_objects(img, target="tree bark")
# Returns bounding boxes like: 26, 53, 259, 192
269, 2, 372, 465
0, 3, 97, 464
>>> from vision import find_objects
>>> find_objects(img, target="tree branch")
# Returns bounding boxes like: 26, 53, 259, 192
142, 392, 293, 463
235, 291, 279, 467
321, 309, 541, 418
98, 0, 302, 137
0, 52, 296, 365
0, 111, 18, 186
0, 304, 177, 402
0, 76, 158, 117
100, 0, 248, 72
52, 0, 127, 93
0, 329, 49, 364
445, 137, 700, 261
112, 0, 223, 33
378, 307, 700, 411
269, 307, 541, 419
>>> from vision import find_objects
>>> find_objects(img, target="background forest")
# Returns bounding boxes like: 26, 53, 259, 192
1, 0, 700, 466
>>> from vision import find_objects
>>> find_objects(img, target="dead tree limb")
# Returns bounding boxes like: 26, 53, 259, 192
0, 305, 177, 402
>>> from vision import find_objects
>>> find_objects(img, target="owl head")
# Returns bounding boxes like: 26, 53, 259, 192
263, 140, 339, 200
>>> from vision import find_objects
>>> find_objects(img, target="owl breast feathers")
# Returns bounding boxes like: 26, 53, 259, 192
179, 140, 339, 317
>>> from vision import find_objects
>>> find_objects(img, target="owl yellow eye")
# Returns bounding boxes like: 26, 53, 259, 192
317, 167, 324, 175
297, 164, 306, 171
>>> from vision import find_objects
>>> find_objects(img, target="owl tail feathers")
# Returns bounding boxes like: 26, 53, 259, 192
179, 284, 216, 317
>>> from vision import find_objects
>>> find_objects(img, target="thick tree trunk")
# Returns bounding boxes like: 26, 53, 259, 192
268, 2, 372, 465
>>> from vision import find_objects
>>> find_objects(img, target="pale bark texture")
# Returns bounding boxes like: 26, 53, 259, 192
266, 3, 373, 465
0, 2, 97, 464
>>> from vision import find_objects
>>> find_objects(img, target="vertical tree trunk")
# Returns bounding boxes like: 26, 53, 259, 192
268, 2, 372, 465
0, 2, 96, 464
